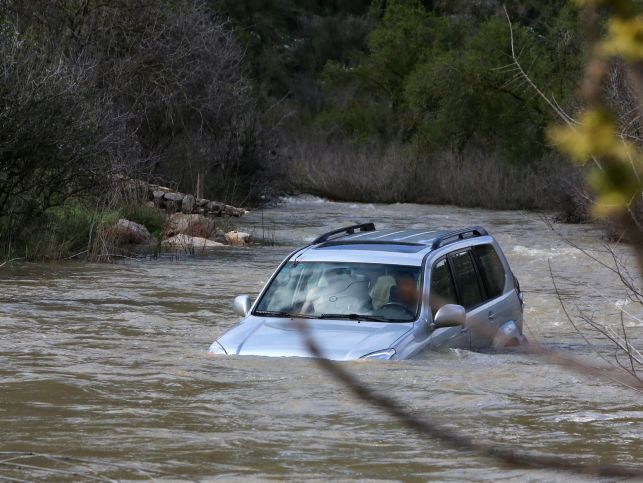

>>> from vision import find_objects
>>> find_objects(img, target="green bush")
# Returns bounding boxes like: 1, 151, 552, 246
0, 205, 100, 261
0, 202, 169, 261
316, 1, 583, 165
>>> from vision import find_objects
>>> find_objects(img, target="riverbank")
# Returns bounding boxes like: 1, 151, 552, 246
0, 183, 621, 264
0, 180, 254, 263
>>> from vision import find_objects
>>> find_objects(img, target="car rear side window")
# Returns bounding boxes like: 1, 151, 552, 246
449, 251, 484, 309
473, 244, 506, 299
429, 258, 457, 316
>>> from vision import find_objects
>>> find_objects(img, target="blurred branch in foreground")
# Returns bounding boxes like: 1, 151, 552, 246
296, 320, 643, 477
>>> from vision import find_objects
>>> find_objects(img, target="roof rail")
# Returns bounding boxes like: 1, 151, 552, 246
431, 226, 488, 250
312, 223, 376, 245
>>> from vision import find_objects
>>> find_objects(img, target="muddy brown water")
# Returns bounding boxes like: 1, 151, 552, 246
1, 196, 641, 481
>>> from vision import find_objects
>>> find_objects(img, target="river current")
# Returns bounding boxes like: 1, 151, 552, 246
1, 196, 641, 480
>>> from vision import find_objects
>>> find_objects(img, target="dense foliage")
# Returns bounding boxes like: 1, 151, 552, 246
219, 0, 584, 156
1, 0, 639, 259
215, 0, 598, 208
0, 0, 263, 216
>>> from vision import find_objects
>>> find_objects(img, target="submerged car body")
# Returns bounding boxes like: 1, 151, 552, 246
209, 224, 525, 360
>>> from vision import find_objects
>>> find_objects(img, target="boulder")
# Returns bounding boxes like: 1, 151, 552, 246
163, 192, 182, 212
224, 230, 251, 246
149, 184, 172, 194
209, 227, 227, 244
162, 234, 225, 249
182, 194, 195, 213
151, 190, 165, 207
163, 192, 183, 202
207, 201, 224, 213
109, 219, 152, 245
165, 213, 215, 238
223, 205, 248, 217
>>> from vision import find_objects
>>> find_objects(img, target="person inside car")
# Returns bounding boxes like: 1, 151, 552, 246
389, 270, 421, 315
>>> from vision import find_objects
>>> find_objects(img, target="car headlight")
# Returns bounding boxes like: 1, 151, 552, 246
360, 348, 396, 360
208, 340, 228, 355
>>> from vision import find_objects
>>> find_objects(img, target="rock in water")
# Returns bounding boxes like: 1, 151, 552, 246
165, 213, 215, 238
162, 234, 225, 248
109, 219, 152, 245
224, 231, 251, 246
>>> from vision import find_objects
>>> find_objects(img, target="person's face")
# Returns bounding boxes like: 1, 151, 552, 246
396, 275, 418, 305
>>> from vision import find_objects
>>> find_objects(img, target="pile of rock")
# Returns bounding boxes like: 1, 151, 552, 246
164, 213, 222, 239
109, 213, 252, 253
113, 175, 247, 218
161, 212, 226, 250
161, 214, 251, 251
108, 176, 252, 253
149, 185, 246, 218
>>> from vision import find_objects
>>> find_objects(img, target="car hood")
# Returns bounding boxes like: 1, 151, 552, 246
216, 316, 414, 360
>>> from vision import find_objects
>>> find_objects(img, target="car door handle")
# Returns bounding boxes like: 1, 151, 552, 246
488, 311, 496, 320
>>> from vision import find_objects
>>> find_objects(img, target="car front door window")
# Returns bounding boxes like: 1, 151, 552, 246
449, 250, 484, 309
429, 258, 457, 316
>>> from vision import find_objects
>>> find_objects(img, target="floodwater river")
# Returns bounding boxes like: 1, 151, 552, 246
1, 196, 641, 481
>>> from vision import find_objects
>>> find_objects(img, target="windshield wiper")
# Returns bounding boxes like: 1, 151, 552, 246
319, 313, 390, 322
253, 310, 316, 319
255, 310, 400, 322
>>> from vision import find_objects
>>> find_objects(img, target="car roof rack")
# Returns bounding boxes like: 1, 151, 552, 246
431, 226, 488, 250
312, 223, 376, 245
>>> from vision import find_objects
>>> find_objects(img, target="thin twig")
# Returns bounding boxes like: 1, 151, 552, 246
0, 257, 23, 268
503, 5, 606, 173
295, 320, 643, 478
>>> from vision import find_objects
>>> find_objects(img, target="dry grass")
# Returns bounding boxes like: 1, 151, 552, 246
277, 138, 584, 212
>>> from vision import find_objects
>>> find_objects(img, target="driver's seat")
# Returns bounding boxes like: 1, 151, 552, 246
369, 275, 396, 309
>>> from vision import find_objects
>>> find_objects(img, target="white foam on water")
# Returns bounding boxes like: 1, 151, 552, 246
511, 245, 579, 259
543, 411, 643, 423
279, 194, 329, 204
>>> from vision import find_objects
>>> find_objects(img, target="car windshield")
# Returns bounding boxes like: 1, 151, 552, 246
254, 261, 422, 322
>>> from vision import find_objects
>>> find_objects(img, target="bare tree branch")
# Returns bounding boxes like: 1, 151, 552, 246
295, 320, 643, 478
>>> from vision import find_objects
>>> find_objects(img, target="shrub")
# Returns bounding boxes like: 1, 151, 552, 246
0, 25, 134, 233
277, 136, 581, 211
0, 0, 263, 260
0, 205, 100, 261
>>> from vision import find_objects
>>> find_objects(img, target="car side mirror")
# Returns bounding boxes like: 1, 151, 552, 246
433, 304, 466, 328
232, 295, 253, 317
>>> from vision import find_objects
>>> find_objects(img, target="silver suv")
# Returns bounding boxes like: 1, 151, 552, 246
209, 223, 525, 360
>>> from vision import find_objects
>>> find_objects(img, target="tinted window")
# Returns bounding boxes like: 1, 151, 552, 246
474, 244, 506, 299
429, 258, 457, 316
449, 251, 484, 309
